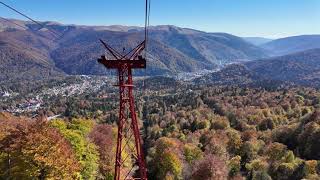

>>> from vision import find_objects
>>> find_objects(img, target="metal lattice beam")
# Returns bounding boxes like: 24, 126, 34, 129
98, 39, 147, 180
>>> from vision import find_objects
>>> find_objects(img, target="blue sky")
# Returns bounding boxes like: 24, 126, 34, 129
1, 0, 319, 38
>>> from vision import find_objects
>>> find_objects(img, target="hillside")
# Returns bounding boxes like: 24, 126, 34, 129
261, 35, 320, 56
195, 48, 320, 87
0, 30, 64, 82
51, 28, 211, 76
0, 17, 268, 80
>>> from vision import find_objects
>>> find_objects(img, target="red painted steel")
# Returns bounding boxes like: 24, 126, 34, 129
98, 40, 147, 180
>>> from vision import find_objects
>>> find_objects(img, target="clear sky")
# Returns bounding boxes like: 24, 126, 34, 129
1, 0, 320, 38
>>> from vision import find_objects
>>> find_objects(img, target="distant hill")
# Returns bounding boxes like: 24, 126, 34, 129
148, 26, 268, 65
0, 17, 268, 81
246, 48, 320, 86
261, 35, 320, 56
195, 48, 320, 87
243, 37, 273, 46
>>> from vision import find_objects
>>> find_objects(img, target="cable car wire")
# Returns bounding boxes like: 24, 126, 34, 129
0, 1, 63, 39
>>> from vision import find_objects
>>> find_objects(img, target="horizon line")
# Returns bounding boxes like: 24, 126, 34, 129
1, 16, 319, 39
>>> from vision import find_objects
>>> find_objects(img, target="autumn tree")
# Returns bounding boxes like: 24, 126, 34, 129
183, 143, 203, 164
191, 154, 228, 180
0, 116, 80, 179
89, 124, 116, 179
50, 118, 99, 180
148, 137, 183, 180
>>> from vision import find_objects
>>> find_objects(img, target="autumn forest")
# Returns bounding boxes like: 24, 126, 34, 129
1, 81, 320, 179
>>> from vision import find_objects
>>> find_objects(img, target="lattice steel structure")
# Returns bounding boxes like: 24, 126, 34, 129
98, 39, 147, 180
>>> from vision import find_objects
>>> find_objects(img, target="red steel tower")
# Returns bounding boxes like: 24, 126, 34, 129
98, 39, 147, 180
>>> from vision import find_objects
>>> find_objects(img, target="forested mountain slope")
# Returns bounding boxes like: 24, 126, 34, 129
0, 30, 64, 82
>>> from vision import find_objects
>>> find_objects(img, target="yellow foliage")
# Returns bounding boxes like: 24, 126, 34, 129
246, 158, 268, 172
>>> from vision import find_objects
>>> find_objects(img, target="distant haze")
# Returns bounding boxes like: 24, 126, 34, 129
243, 37, 274, 46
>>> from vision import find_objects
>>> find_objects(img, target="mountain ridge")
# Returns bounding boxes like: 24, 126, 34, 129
261, 35, 320, 56
0, 17, 269, 81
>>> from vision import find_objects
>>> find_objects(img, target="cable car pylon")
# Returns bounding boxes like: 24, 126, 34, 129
97, 1, 150, 179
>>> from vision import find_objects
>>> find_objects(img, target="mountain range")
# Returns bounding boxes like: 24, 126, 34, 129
0, 17, 268, 81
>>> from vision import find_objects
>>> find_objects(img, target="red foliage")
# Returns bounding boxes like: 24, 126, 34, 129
191, 154, 228, 180
89, 124, 115, 177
